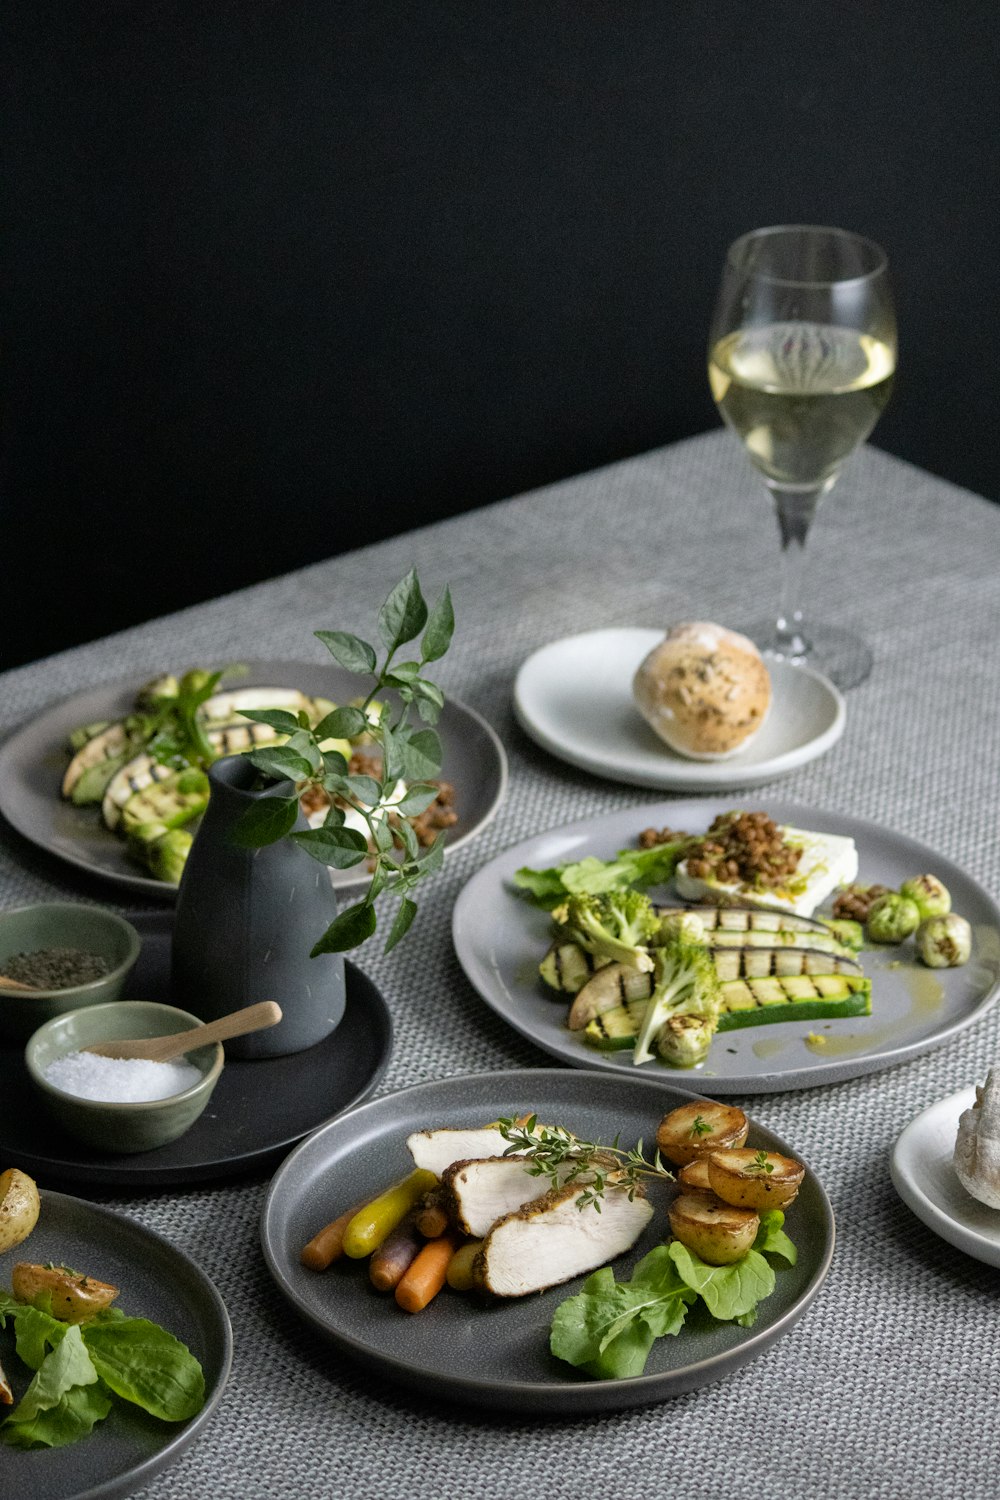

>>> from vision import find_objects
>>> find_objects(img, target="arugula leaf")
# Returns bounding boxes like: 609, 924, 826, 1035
0, 1293, 68, 1371
667, 1241, 775, 1320
754, 1209, 798, 1266
550, 1251, 696, 1380
82, 1318, 205, 1422
1, 1326, 112, 1450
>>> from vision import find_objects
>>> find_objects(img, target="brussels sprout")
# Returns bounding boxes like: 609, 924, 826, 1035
900, 874, 951, 920
657, 1013, 716, 1068
867, 892, 920, 944
916, 913, 972, 968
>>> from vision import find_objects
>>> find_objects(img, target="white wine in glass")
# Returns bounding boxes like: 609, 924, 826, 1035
709, 226, 896, 688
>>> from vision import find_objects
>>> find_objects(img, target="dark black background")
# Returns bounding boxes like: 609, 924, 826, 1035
4, 3, 996, 669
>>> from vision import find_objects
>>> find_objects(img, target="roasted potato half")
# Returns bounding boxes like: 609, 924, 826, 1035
677, 1158, 713, 1192
706, 1149, 805, 1210
11, 1262, 120, 1323
668, 1191, 759, 1265
656, 1101, 749, 1167
0, 1168, 40, 1254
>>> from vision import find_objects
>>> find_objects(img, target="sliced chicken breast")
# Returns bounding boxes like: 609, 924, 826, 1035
443, 1156, 575, 1238
476, 1182, 653, 1297
406, 1127, 527, 1178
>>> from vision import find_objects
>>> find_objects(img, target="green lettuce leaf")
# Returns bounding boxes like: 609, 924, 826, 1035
513, 841, 687, 909
1, 1325, 112, 1449
550, 1249, 696, 1380
82, 1317, 205, 1422
754, 1210, 798, 1266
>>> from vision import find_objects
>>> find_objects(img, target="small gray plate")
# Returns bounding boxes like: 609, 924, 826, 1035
0, 659, 507, 899
1, 1190, 232, 1500
451, 797, 1000, 1093
260, 1068, 834, 1413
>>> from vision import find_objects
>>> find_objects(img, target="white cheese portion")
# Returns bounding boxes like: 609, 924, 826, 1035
674, 825, 859, 918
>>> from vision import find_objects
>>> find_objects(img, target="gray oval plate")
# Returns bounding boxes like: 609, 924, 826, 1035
451, 797, 1000, 1093
260, 1068, 834, 1414
0, 660, 507, 899
1, 1189, 231, 1500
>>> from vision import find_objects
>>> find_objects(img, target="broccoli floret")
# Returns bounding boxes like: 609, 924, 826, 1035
632, 931, 722, 1067
553, 891, 658, 973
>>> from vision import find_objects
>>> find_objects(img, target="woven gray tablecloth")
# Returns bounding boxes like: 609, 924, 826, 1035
3, 431, 999, 1499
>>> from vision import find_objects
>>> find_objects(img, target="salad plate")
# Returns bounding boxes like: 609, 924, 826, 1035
891, 1086, 1000, 1268
0, 659, 507, 898
2, 1189, 231, 1500
451, 797, 1000, 1094
0, 912, 392, 1187
261, 1068, 834, 1414
514, 627, 845, 791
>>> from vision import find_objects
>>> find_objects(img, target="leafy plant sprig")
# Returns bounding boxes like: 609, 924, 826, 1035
745, 1150, 774, 1174
497, 1116, 674, 1213
231, 569, 455, 956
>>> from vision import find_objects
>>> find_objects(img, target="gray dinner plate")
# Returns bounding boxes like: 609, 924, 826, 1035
260, 1068, 834, 1413
1, 1190, 231, 1500
451, 797, 1000, 1093
0, 660, 507, 898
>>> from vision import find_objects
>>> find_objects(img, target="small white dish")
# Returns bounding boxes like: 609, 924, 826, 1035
513, 627, 846, 791
890, 1086, 1000, 1268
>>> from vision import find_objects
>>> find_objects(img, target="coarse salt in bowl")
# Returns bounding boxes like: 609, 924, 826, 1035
25, 1000, 224, 1154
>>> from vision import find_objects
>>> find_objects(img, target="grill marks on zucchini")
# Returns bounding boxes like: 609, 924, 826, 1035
583, 973, 872, 1050
654, 904, 830, 936
711, 946, 863, 981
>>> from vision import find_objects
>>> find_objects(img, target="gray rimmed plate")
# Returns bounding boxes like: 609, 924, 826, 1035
451, 797, 1000, 1094
260, 1068, 834, 1413
0, 660, 507, 899
1, 1190, 231, 1500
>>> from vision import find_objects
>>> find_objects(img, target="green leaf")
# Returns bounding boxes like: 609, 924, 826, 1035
380, 720, 401, 782
378, 569, 428, 653
399, 727, 442, 780
323, 803, 346, 828
384, 896, 418, 953
416, 831, 446, 874
754, 1210, 798, 1266
511, 841, 688, 909
245, 745, 315, 782
421, 585, 455, 662
1, 1326, 111, 1450
314, 706, 368, 741
291, 826, 368, 868
384, 661, 421, 684
322, 749, 349, 777
412, 677, 445, 711
394, 783, 440, 817
82, 1318, 205, 1422
231, 795, 300, 848
415, 695, 442, 725
344, 774, 382, 806
667, 1242, 775, 1321
315, 630, 377, 674
236, 708, 302, 734
0, 1294, 68, 1370
311, 900, 378, 954
371, 817, 395, 853
549, 1255, 693, 1381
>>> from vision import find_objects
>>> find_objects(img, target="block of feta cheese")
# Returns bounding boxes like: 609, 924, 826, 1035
675, 825, 859, 918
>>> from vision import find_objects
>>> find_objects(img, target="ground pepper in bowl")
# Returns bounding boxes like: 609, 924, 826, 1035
4, 946, 111, 989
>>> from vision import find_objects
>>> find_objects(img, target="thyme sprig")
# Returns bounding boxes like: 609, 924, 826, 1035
744, 1150, 774, 1174
497, 1116, 674, 1213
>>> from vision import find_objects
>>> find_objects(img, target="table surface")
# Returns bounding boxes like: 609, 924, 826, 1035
3, 431, 999, 1499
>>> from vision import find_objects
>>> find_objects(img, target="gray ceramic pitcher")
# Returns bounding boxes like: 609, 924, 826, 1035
171, 754, 346, 1057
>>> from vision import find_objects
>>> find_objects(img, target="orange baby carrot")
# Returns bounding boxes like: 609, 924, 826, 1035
394, 1233, 460, 1313
300, 1202, 365, 1271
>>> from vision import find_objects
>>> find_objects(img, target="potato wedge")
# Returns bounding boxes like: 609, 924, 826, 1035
706, 1148, 805, 1210
11, 1262, 119, 1323
656, 1101, 749, 1167
668, 1191, 759, 1265
677, 1158, 713, 1192
0, 1168, 40, 1254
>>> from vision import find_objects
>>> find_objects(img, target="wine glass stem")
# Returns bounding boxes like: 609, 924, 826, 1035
769, 482, 831, 659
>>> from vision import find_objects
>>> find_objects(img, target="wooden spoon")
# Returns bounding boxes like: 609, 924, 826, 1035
83, 1001, 283, 1062
0, 975, 41, 992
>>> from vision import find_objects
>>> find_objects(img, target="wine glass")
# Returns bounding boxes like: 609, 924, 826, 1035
708, 225, 896, 689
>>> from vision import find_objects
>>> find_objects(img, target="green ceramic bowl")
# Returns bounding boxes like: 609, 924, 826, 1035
0, 902, 142, 1042
25, 1001, 224, 1154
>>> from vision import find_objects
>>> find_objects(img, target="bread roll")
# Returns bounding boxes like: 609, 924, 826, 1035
633, 622, 771, 760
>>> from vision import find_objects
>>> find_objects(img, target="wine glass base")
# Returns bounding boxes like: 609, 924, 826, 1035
738, 619, 873, 691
